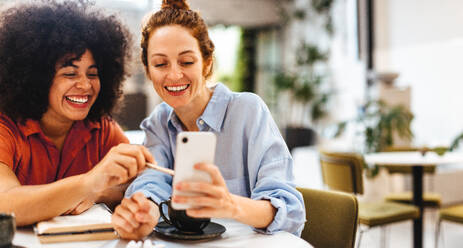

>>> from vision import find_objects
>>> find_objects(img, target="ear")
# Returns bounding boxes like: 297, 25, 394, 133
144, 66, 152, 81
203, 58, 213, 77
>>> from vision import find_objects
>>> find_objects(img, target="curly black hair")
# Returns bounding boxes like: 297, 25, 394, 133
0, 0, 132, 123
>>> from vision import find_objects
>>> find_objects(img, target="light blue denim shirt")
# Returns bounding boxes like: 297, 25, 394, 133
126, 83, 305, 236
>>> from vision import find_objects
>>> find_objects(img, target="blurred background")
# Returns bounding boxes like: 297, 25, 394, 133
71, 0, 463, 154
3, 0, 463, 246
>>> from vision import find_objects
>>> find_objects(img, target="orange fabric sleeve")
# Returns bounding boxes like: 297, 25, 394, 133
0, 119, 17, 170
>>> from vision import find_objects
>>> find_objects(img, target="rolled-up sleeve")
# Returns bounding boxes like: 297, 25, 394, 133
251, 158, 305, 236
125, 169, 172, 204
125, 111, 173, 205
246, 96, 305, 236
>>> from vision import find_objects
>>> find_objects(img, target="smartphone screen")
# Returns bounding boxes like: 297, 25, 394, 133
171, 131, 217, 210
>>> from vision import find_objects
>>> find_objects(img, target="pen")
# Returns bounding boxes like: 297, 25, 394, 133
146, 162, 175, 176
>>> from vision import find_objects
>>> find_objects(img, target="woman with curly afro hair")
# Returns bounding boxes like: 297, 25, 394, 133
0, 0, 155, 226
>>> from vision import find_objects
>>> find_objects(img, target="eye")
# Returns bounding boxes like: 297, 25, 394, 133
87, 73, 99, 79
154, 63, 167, 68
182, 61, 194, 66
63, 73, 76, 77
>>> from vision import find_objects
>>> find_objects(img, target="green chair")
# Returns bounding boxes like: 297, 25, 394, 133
319, 150, 420, 248
435, 204, 463, 248
382, 146, 441, 208
297, 187, 359, 248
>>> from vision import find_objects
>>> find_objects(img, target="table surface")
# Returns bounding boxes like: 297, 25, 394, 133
364, 151, 463, 166
364, 151, 463, 248
12, 218, 312, 248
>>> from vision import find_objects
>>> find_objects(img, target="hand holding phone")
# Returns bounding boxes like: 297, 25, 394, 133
171, 132, 216, 210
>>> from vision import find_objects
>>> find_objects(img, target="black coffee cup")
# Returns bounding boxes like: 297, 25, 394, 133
0, 213, 15, 247
158, 199, 210, 233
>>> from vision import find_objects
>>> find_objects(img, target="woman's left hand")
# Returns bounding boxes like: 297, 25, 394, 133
172, 163, 239, 219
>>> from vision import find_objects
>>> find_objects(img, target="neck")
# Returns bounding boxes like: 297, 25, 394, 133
175, 87, 213, 131
40, 114, 74, 149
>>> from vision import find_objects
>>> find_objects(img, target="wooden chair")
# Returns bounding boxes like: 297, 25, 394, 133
382, 146, 441, 208
319, 150, 420, 248
435, 204, 463, 248
297, 187, 359, 248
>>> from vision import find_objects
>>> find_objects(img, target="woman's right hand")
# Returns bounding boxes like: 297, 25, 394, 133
85, 144, 154, 194
112, 192, 159, 240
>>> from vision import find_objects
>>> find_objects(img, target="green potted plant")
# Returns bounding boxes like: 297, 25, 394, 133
335, 100, 414, 177
273, 2, 334, 151
273, 43, 331, 151
449, 132, 463, 151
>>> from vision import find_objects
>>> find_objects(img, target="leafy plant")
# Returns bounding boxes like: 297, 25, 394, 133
273, 43, 331, 126
362, 101, 414, 153
311, 0, 335, 34
311, 0, 334, 13
450, 132, 463, 151
335, 100, 414, 177
293, 9, 306, 20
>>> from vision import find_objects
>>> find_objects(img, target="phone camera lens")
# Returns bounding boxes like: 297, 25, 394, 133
182, 137, 188, 143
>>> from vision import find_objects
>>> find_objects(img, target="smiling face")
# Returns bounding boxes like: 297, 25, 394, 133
42, 49, 100, 124
146, 25, 211, 111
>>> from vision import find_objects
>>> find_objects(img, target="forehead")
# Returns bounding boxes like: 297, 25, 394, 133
56, 50, 96, 68
147, 25, 200, 55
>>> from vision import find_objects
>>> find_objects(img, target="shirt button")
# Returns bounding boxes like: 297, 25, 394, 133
199, 119, 205, 125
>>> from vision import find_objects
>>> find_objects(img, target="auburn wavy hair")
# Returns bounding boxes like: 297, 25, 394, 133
140, 0, 215, 79
0, 0, 132, 123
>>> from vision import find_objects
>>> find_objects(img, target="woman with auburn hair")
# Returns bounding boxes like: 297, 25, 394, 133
0, 0, 154, 226
111, 0, 305, 240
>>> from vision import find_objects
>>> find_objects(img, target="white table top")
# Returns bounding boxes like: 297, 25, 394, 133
365, 151, 463, 166
12, 218, 312, 248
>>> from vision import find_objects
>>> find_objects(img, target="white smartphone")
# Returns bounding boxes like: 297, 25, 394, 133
171, 131, 217, 210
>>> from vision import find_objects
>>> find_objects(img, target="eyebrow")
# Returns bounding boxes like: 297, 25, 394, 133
150, 50, 195, 58
60, 60, 78, 68
59, 62, 98, 69
179, 50, 194, 55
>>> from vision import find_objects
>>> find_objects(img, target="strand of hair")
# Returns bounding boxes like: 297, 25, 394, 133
161, 0, 190, 10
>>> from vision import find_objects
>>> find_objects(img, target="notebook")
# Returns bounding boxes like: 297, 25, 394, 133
35, 203, 118, 243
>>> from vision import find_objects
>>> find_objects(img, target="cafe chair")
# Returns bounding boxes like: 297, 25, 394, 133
382, 146, 441, 208
435, 204, 463, 248
319, 150, 420, 248
297, 187, 359, 248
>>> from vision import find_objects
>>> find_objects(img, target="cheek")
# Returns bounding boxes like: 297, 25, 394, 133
150, 76, 164, 93
93, 80, 101, 95
148, 70, 163, 88
48, 83, 63, 102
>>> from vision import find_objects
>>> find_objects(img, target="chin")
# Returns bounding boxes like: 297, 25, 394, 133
67, 112, 91, 121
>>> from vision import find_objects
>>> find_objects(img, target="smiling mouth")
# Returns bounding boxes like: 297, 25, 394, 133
65, 95, 89, 104
165, 84, 190, 92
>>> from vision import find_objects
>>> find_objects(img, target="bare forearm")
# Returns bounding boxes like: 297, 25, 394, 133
232, 195, 276, 229
97, 182, 131, 210
0, 174, 92, 226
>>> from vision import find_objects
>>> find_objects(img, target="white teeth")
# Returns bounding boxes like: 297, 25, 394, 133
165, 85, 188, 92
66, 96, 89, 104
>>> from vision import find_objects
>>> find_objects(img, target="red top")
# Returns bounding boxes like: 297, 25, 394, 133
0, 113, 129, 185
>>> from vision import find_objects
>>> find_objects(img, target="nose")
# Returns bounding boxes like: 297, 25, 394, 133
75, 76, 92, 90
166, 64, 183, 81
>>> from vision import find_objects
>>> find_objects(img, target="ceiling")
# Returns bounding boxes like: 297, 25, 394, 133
187, 0, 285, 28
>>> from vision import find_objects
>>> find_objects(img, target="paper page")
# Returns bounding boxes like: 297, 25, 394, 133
36, 203, 113, 234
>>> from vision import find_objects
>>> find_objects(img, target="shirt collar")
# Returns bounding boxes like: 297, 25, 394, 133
166, 83, 232, 132
200, 83, 231, 132
18, 118, 101, 137
18, 119, 42, 137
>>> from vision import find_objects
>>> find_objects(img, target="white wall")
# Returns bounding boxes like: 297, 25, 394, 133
375, 0, 463, 147
264, 0, 366, 133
